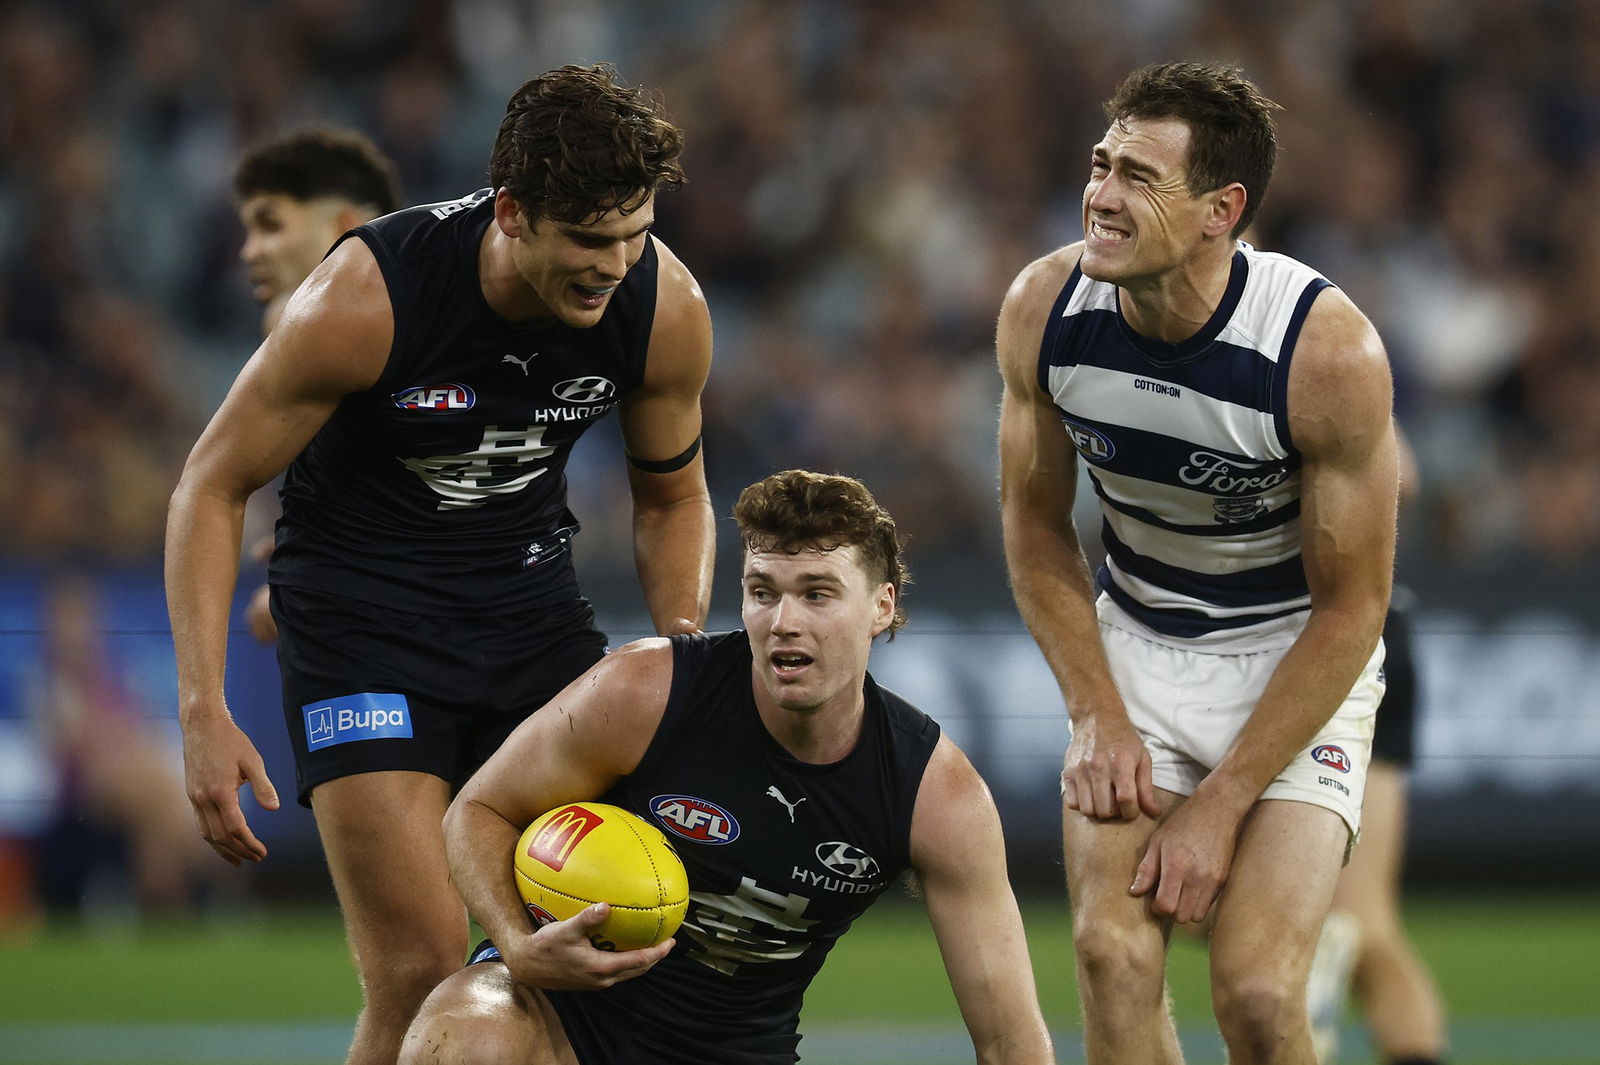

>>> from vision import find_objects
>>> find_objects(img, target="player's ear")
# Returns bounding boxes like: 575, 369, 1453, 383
869, 582, 895, 638
1204, 182, 1246, 238
494, 188, 527, 238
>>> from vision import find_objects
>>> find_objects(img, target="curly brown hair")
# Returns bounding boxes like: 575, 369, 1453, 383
734, 470, 910, 637
489, 64, 685, 225
1105, 62, 1281, 236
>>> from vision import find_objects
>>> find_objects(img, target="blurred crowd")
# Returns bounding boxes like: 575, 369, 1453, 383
3, 0, 1600, 576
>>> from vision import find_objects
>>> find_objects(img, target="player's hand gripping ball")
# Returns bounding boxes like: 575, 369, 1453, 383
513, 802, 689, 951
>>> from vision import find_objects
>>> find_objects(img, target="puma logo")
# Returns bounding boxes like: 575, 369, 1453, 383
502, 352, 538, 375
766, 785, 806, 823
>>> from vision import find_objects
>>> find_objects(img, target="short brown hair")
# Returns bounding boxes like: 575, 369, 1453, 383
1105, 62, 1280, 235
734, 470, 910, 637
489, 64, 685, 225
233, 126, 402, 214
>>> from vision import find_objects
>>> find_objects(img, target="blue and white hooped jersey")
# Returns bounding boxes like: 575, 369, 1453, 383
1038, 242, 1333, 650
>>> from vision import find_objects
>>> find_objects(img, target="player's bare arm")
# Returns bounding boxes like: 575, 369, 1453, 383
444, 640, 677, 990
1131, 288, 1397, 922
618, 237, 714, 636
166, 239, 392, 866
998, 245, 1159, 824
910, 737, 1055, 1065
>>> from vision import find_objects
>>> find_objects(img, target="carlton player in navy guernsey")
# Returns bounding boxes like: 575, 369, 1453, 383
167, 66, 714, 1065
998, 64, 1398, 1065
399, 471, 1054, 1065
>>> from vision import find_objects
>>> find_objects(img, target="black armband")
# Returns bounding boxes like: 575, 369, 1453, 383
627, 434, 702, 474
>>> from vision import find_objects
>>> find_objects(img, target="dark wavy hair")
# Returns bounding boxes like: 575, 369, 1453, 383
489, 64, 685, 225
1105, 62, 1281, 235
734, 470, 910, 637
233, 127, 402, 214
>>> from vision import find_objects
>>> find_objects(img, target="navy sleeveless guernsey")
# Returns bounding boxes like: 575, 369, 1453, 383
546, 630, 942, 1064
269, 188, 658, 616
1038, 242, 1332, 649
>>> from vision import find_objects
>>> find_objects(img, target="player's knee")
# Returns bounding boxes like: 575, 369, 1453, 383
1213, 969, 1306, 1051
359, 946, 462, 1017
400, 1004, 519, 1065
400, 970, 541, 1065
1072, 919, 1166, 992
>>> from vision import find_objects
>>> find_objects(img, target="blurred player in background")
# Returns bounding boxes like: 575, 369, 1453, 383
999, 62, 1397, 1065
236, 126, 403, 336
399, 469, 1055, 1065
167, 64, 715, 1065
232, 126, 403, 643
1308, 430, 1449, 1065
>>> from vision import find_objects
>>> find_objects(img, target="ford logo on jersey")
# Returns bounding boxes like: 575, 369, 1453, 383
650, 794, 739, 845
303, 692, 412, 751
1311, 744, 1352, 773
553, 376, 616, 404
391, 383, 476, 411
1060, 416, 1115, 463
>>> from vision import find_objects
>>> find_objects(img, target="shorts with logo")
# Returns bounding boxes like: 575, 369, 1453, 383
1094, 617, 1384, 838
273, 585, 607, 806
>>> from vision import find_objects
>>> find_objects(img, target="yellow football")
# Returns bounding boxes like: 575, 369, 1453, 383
512, 801, 689, 951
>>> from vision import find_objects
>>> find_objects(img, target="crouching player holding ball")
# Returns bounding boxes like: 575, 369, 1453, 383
401, 470, 1054, 1065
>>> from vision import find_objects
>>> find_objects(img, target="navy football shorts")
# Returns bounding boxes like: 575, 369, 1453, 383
273, 585, 607, 805
1371, 599, 1417, 768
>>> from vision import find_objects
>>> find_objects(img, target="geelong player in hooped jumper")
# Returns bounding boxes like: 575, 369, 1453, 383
998, 63, 1397, 1065
398, 470, 1055, 1065
167, 65, 715, 1065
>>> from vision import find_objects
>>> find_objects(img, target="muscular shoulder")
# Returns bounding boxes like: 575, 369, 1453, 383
1288, 286, 1392, 459
909, 736, 1000, 870
268, 237, 394, 398
639, 236, 712, 392
997, 242, 1083, 387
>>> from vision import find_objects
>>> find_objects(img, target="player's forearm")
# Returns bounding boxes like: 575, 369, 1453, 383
165, 480, 248, 725
1205, 603, 1386, 805
1001, 513, 1122, 722
633, 493, 714, 634
444, 795, 533, 947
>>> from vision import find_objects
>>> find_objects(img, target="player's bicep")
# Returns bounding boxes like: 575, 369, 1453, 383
460, 639, 675, 825
618, 241, 711, 465
1289, 293, 1398, 613
178, 240, 393, 498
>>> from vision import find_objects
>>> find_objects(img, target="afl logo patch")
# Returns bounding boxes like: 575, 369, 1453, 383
524, 901, 558, 927
392, 383, 475, 412
554, 376, 616, 404
1312, 744, 1352, 773
649, 794, 739, 845
1061, 417, 1115, 463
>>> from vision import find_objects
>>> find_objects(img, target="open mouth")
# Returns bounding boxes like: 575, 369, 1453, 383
1089, 220, 1128, 242
573, 283, 615, 307
771, 651, 814, 677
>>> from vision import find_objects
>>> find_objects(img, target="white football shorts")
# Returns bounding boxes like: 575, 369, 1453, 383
1092, 616, 1384, 839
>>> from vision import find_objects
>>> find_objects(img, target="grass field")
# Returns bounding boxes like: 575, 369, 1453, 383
2, 890, 1597, 1064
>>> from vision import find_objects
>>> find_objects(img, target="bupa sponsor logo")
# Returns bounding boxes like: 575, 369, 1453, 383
1312, 744, 1352, 773
1060, 416, 1114, 463
302, 693, 412, 751
392, 383, 476, 412
650, 794, 738, 845
553, 376, 616, 404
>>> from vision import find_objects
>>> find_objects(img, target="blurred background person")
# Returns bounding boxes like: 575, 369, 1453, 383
29, 574, 220, 921
1308, 430, 1450, 1065
231, 126, 403, 643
